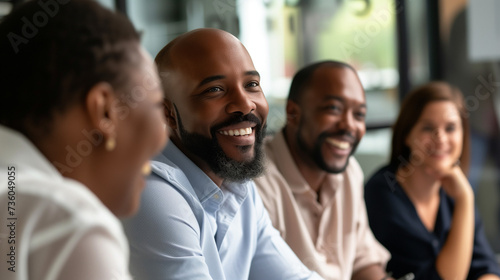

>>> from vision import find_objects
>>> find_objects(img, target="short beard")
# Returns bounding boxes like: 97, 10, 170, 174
175, 107, 266, 183
295, 124, 358, 174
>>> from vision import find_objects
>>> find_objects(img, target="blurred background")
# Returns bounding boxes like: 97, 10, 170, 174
2, 0, 500, 256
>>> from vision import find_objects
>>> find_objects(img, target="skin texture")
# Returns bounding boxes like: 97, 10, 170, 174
35, 46, 167, 217
284, 65, 389, 280
397, 101, 478, 280
157, 28, 268, 186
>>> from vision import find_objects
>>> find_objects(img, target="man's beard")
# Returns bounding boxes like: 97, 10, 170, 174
175, 108, 266, 183
296, 122, 359, 174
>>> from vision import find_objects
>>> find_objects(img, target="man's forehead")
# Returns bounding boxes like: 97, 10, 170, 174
173, 44, 250, 66
170, 46, 255, 82
312, 65, 355, 81
306, 68, 365, 102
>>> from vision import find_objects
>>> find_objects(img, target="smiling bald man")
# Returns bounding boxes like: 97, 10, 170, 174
122, 28, 323, 280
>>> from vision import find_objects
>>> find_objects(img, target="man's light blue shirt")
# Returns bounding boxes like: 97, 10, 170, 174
122, 142, 323, 280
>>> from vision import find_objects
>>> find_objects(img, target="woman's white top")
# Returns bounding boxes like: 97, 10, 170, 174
0, 125, 132, 280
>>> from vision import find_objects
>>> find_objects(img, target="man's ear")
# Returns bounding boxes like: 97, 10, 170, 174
85, 82, 118, 140
286, 100, 301, 126
163, 98, 177, 130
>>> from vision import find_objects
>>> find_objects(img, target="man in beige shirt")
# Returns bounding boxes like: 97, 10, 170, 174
254, 61, 391, 280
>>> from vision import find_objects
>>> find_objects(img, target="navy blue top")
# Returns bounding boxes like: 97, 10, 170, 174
364, 165, 500, 280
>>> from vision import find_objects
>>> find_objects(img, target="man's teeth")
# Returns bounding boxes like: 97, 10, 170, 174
218, 127, 252, 136
326, 138, 350, 150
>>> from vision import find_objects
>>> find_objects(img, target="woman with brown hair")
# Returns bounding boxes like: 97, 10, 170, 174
365, 82, 500, 280
0, 1, 167, 279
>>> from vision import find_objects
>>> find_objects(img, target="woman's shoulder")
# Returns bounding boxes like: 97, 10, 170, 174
365, 164, 399, 192
12, 176, 124, 238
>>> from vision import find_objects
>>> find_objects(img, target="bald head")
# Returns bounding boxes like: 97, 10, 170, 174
155, 28, 254, 99
156, 28, 244, 68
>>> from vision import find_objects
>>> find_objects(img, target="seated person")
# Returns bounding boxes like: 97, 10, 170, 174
0, 1, 167, 279
254, 60, 392, 280
122, 28, 323, 280
365, 82, 500, 280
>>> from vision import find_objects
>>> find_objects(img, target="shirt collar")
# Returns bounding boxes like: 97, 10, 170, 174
154, 142, 222, 205
0, 125, 62, 180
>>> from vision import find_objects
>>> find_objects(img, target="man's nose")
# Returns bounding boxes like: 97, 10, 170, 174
337, 110, 355, 131
226, 86, 257, 115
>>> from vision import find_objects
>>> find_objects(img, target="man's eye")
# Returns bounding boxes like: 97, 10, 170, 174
326, 105, 341, 112
355, 112, 366, 119
205, 87, 223, 93
246, 81, 259, 87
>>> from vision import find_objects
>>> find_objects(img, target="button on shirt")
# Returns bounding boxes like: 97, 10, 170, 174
365, 164, 500, 280
254, 132, 390, 280
122, 142, 323, 280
